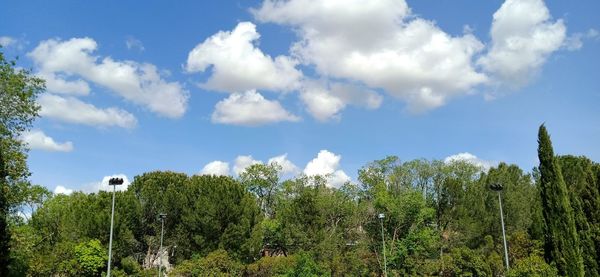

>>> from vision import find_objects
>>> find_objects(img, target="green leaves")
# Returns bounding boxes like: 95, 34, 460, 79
0, 50, 44, 183
74, 239, 106, 276
7, 138, 600, 276
537, 125, 584, 277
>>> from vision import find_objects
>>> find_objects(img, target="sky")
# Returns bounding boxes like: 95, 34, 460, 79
1, 0, 599, 193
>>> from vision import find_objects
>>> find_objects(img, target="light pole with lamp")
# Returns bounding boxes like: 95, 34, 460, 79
378, 213, 387, 277
490, 183, 509, 271
106, 177, 124, 277
158, 213, 167, 277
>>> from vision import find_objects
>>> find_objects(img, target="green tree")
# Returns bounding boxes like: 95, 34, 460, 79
507, 255, 557, 277
0, 50, 45, 184
74, 239, 107, 276
128, 171, 187, 263
537, 125, 583, 276
443, 247, 492, 276
181, 175, 262, 262
557, 155, 600, 276
245, 255, 296, 276
239, 163, 282, 218
1, 142, 10, 276
1, 48, 44, 274
170, 249, 243, 277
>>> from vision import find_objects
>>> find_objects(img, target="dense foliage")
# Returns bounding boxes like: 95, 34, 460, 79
5, 143, 599, 276
537, 125, 584, 276
1, 48, 44, 276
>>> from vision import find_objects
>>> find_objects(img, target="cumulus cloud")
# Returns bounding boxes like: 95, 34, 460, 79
36, 72, 90, 96
304, 150, 350, 188
478, 0, 566, 87
253, 0, 487, 112
21, 130, 73, 152
268, 153, 300, 175
186, 22, 302, 93
300, 81, 383, 121
28, 37, 188, 118
299, 84, 345, 121
84, 174, 131, 193
444, 152, 496, 171
233, 155, 262, 176
0, 36, 15, 47
212, 90, 300, 126
54, 185, 74, 195
38, 94, 137, 128
199, 161, 231, 176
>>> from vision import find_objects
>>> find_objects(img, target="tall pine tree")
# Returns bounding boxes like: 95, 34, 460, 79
537, 125, 584, 276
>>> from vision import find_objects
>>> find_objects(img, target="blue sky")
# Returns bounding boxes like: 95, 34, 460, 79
1, 0, 599, 193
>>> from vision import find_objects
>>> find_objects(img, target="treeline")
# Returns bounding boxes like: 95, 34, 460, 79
2, 127, 599, 276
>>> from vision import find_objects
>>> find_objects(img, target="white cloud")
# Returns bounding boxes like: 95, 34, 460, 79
84, 174, 131, 193
478, 0, 566, 87
212, 90, 300, 126
125, 36, 145, 51
444, 152, 495, 171
54, 185, 74, 195
253, 0, 487, 112
28, 37, 189, 118
38, 94, 137, 128
300, 84, 346, 122
186, 22, 302, 93
233, 155, 262, 176
36, 72, 90, 96
303, 150, 350, 188
268, 153, 299, 175
300, 81, 382, 121
199, 161, 230, 176
21, 130, 73, 152
0, 36, 15, 47
563, 28, 599, 51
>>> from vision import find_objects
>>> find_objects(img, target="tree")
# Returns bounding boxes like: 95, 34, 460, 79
558, 155, 600, 276
0, 49, 45, 183
73, 239, 107, 277
170, 249, 243, 276
239, 163, 282, 218
181, 175, 262, 262
1, 141, 10, 276
537, 124, 584, 276
1, 48, 44, 275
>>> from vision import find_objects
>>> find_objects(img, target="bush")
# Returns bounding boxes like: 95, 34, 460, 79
508, 255, 558, 277
120, 256, 142, 276
245, 255, 296, 276
439, 247, 492, 276
170, 249, 243, 276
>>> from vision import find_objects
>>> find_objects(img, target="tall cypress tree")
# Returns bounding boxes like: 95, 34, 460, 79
537, 125, 584, 276
0, 141, 10, 276
559, 156, 600, 276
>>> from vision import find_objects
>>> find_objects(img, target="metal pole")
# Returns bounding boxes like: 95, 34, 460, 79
158, 217, 165, 277
106, 184, 116, 277
498, 191, 509, 270
380, 217, 387, 277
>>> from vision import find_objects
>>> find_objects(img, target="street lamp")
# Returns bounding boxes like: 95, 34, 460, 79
106, 177, 124, 277
378, 213, 387, 277
158, 213, 167, 277
490, 183, 509, 271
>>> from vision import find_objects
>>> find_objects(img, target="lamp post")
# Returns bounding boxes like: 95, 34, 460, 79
106, 177, 124, 277
158, 213, 167, 277
378, 213, 387, 277
490, 183, 509, 271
